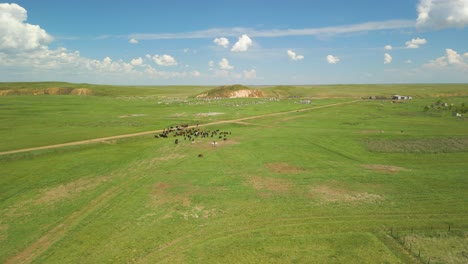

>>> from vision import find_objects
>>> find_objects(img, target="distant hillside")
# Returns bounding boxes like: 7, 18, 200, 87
196, 84, 264, 98
0, 82, 209, 97
0, 87, 93, 96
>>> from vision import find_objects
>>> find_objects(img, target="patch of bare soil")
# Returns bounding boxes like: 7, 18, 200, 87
151, 183, 222, 220
362, 164, 407, 174
180, 205, 220, 220
266, 163, 305, 174
309, 184, 383, 204
70, 88, 92, 95
119, 114, 146, 118
246, 175, 293, 193
229, 89, 263, 98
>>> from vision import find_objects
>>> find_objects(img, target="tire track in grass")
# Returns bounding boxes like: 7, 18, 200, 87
137, 212, 468, 263
5, 185, 119, 264
0, 100, 361, 156
5, 169, 152, 264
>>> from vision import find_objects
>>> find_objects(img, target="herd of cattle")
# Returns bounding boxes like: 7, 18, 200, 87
154, 124, 231, 149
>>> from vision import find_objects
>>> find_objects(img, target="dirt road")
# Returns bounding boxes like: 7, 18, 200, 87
0, 100, 360, 156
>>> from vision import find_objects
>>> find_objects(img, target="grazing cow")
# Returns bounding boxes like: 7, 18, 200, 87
175, 139, 179, 144
211, 141, 217, 147
198, 153, 204, 158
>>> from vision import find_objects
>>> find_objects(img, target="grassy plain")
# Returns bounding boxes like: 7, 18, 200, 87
0, 82, 467, 263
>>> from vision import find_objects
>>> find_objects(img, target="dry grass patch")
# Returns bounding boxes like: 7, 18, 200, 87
151, 183, 222, 220
362, 164, 407, 174
246, 175, 294, 194
152, 182, 191, 207
0, 224, 7, 242
310, 184, 383, 204
35, 176, 110, 205
180, 205, 220, 220
266, 163, 305, 174
366, 138, 468, 153
3, 176, 110, 219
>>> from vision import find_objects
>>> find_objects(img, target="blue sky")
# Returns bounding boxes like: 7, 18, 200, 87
1, 0, 468, 85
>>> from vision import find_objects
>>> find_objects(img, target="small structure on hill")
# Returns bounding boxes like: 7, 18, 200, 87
392, 95, 412, 100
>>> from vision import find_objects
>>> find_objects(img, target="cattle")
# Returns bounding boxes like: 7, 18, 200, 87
198, 153, 204, 158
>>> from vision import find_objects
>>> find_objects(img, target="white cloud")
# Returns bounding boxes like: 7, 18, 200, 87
130, 57, 143, 66
213, 37, 230, 48
190, 70, 201, 77
152, 54, 177, 66
405, 59, 413, 64
287, 50, 304, 61
406, 37, 427, 48
326, 55, 340, 64
129, 20, 414, 40
384, 53, 393, 64
183, 48, 189, 53
231, 34, 252, 52
143, 65, 187, 79
384, 45, 393, 51
423, 48, 468, 70
0, 3, 53, 51
417, 0, 468, 29
243, 69, 257, 79
219, 58, 233, 70
446, 48, 464, 64
464, 53, 468, 58
208, 60, 214, 67
129, 38, 138, 44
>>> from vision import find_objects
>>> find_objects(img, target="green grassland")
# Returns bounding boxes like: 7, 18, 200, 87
0, 83, 467, 263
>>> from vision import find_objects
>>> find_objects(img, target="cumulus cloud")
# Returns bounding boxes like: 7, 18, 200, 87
243, 69, 257, 79
384, 45, 393, 51
208, 60, 214, 67
129, 38, 139, 44
406, 37, 427, 48
213, 37, 230, 48
130, 57, 143, 66
219, 58, 233, 70
406, 59, 413, 64
287, 50, 304, 61
424, 48, 468, 71
152, 54, 177, 66
326, 55, 340, 64
231, 34, 252, 52
0, 3, 53, 51
384, 53, 393, 64
446, 48, 464, 64
417, 0, 468, 29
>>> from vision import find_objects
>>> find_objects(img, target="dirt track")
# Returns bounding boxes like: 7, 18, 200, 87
0, 100, 360, 156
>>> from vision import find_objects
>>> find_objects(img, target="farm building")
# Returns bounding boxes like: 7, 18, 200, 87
392, 95, 412, 100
